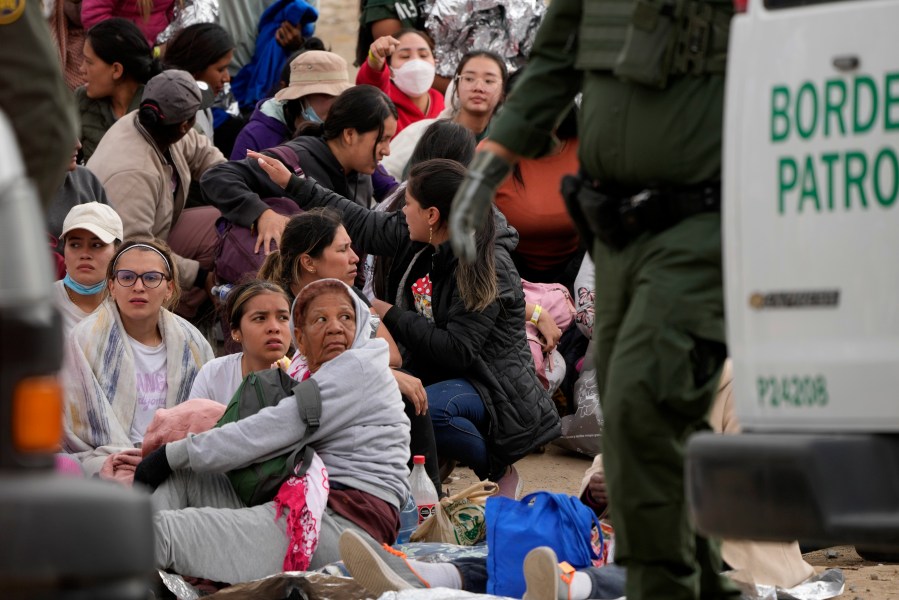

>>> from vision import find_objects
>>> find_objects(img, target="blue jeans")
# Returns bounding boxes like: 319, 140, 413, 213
426, 379, 491, 480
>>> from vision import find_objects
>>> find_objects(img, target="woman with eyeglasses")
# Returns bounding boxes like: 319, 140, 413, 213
62, 237, 214, 484
381, 50, 507, 180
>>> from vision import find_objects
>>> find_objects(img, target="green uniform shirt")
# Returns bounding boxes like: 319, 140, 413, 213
490, 0, 727, 187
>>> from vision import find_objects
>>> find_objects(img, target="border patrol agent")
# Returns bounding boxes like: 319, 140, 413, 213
449, 0, 739, 596
0, 0, 77, 208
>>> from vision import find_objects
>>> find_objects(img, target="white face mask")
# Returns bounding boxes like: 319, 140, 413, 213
391, 60, 436, 97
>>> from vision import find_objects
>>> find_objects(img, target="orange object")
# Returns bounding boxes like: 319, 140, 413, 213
13, 376, 63, 452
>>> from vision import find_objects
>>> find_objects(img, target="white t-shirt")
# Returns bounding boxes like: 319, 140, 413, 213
128, 337, 168, 444
188, 352, 244, 405
53, 280, 93, 339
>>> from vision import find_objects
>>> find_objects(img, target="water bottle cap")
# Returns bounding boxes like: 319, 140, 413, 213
413, 455, 425, 465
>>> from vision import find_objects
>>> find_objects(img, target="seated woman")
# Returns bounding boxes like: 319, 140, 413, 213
162, 23, 236, 143
358, 30, 444, 133
77, 18, 162, 161
381, 49, 507, 180
259, 208, 439, 493
134, 278, 411, 584
201, 84, 398, 257
87, 69, 227, 318
63, 238, 214, 481
189, 280, 293, 404
249, 155, 561, 497
230, 49, 352, 160
54, 202, 123, 337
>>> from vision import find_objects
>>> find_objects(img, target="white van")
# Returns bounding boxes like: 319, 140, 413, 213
686, 0, 899, 552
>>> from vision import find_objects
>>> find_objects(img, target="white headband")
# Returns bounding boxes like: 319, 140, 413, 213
112, 243, 172, 276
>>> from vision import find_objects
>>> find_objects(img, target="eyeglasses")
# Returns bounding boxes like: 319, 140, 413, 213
456, 75, 501, 91
114, 270, 169, 288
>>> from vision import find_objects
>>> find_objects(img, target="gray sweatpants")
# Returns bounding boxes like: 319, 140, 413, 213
153, 469, 373, 584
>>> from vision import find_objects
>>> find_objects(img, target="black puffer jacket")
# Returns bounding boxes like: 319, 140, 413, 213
284, 175, 561, 477
200, 136, 373, 228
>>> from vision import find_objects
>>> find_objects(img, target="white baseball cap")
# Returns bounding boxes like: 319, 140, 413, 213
61, 203, 124, 244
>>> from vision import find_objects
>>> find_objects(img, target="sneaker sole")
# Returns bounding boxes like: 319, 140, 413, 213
339, 530, 415, 596
523, 546, 563, 600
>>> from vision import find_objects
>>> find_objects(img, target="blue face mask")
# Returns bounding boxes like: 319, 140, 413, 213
302, 104, 322, 124
63, 273, 107, 296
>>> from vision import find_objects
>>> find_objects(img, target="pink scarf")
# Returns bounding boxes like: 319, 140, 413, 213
273, 451, 329, 571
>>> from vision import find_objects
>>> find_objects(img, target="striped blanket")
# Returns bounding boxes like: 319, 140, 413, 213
62, 299, 214, 475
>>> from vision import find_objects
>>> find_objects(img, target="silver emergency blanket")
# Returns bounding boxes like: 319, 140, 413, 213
159, 570, 374, 599
155, 0, 220, 45
425, 0, 546, 78
728, 567, 845, 600
379, 590, 515, 599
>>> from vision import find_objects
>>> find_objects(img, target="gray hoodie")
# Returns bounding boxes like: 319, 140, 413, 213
166, 281, 411, 509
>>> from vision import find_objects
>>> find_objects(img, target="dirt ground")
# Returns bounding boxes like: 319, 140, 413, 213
313, 5, 898, 600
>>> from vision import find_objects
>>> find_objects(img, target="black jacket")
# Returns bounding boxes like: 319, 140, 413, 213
284, 175, 561, 477
200, 136, 373, 228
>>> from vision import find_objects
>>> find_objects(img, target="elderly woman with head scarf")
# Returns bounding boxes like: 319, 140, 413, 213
134, 278, 411, 584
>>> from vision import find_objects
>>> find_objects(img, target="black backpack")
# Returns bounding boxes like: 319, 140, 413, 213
216, 367, 321, 506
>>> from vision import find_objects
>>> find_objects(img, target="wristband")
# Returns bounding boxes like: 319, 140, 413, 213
368, 49, 378, 63
530, 304, 543, 325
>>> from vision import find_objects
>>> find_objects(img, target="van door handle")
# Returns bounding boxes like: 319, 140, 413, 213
832, 55, 860, 71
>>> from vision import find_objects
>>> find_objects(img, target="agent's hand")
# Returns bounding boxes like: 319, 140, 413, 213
393, 370, 428, 415
133, 444, 173, 492
254, 209, 289, 255
367, 35, 400, 71
449, 150, 513, 263
275, 20, 303, 50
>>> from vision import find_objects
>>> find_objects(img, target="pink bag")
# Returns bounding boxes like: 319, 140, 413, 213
522, 280, 576, 389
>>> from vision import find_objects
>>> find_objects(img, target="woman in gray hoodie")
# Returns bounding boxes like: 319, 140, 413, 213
135, 278, 411, 584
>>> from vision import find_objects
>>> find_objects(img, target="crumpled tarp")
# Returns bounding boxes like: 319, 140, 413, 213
727, 567, 845, 600
159, 571, 373, 600
378, 589, 515, 599
425, 0, 545, 78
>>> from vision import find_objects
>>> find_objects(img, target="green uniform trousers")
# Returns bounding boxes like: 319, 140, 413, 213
594, 212, 738, 600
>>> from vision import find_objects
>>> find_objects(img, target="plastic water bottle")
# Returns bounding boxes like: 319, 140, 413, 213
396, 496, 418, 544
210, 284, 234, 303
410, 455, 439, 525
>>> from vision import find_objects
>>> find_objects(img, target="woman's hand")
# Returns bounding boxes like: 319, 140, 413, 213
368, 35, 400, 71
248, 149, 292, 189
275, 20, 304, 50
98, 448, 143, 486
536, 314, 562, 353
393, 369, 428, 415
254, 209, 290, 255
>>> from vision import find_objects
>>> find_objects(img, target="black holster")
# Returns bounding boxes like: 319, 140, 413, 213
562, 172, 721, 252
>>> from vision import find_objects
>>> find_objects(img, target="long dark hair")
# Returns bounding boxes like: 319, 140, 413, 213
257, 208, 344, 301
408, 159, 497, 311
86, 18, 162, 84
137, 101, 193, 146
296, 85, 397, 166
162, 23, 234, 76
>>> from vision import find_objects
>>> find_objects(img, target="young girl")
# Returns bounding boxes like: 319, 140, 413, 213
162, 23, 236, 142
54, 202, 123, 337
189, 280, 293, 404
202, 85, 398, 257
77, 18, 162, 161
63, 238, 214, 481
250, 155, 560, 497
358, 30, 444, 133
